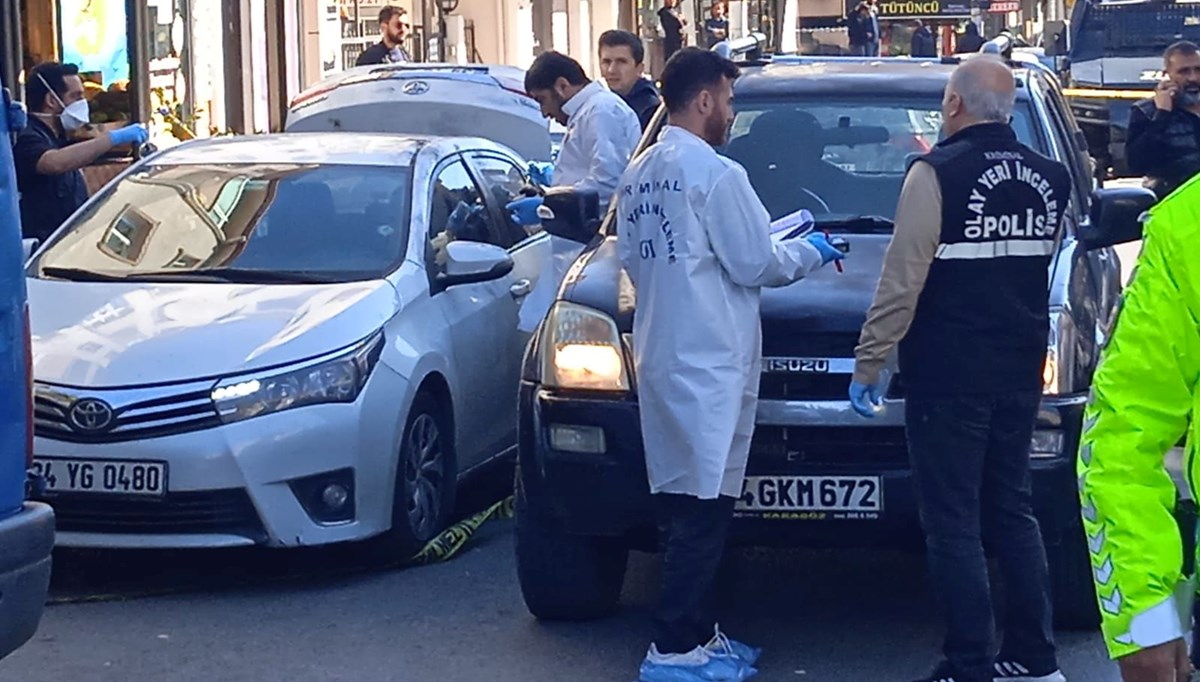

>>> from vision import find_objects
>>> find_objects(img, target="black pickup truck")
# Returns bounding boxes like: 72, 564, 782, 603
515, 55, 1152, 630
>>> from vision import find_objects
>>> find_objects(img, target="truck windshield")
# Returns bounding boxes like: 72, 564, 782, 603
1072, 0, 1200, 62
721, 98, 1041, 221
30, 163, 411, 283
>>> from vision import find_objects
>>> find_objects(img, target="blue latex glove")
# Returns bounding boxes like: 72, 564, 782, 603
805, 232, 846, 266
108, 123, 149, 147
849, 381, 884, 418
527, 161, 554, 187
507, 196, 544, 226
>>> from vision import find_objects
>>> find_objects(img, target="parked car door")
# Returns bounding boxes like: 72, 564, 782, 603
462, 150, 551, 445
425, 155, 520, 463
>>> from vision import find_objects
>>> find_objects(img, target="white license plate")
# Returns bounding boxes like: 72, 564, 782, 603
33, 457, 167, 497
736, 475, 882, 513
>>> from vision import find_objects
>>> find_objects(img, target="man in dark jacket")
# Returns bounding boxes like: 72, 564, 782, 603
658, 0, 687, 63
846, 3, 874, 56
910, 19, 938, 57
1127, 41, 1200, 199
599, 30, 662, 131
355, 6, 411, 66
955, 21, 984, 54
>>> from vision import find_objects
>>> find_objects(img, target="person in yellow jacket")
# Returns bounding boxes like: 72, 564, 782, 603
1079, 175, 1200, 682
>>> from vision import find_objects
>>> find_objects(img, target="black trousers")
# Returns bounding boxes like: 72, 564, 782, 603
906, 391, 1058, 682
653, 493, 737, 654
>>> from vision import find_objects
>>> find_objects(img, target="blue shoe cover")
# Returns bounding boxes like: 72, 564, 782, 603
637, 646, 756, 682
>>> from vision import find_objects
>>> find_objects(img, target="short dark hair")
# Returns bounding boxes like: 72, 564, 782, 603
26, 62, 80, 113
524, 51, 589, 92
660, 47, 739, 114
1165, 41, 1200, 66
598, 30, 646, 64
378, 5, 405, 24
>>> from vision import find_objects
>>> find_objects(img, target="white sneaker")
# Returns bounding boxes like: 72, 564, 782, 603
993, 660, 1067, 682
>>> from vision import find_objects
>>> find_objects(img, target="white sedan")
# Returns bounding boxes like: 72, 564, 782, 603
26, 132, 548, 556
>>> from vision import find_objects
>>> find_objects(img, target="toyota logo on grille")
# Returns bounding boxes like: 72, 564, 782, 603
68, 399, 115, 433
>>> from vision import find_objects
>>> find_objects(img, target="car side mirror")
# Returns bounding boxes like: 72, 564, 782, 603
1080, 187, 1156, 250
21, 238, 39, 263
538, 187, 601, 245
437, 241, 514, 287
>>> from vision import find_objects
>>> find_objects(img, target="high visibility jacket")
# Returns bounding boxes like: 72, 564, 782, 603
1079, 175, 1200, 658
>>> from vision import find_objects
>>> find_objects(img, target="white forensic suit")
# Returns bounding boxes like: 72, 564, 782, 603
518, 81, 641, 331
616, 126, 825, 500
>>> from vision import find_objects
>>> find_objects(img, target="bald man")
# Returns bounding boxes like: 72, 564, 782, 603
851, 57, 1071, 682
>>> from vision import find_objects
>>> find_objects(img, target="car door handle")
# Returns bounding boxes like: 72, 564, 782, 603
510, 278, 533, 298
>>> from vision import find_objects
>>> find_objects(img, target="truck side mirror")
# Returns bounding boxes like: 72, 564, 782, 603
539, 187, 602, 245
1080, 186, 1156, 250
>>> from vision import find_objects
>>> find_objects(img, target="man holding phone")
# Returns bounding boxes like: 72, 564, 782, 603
1127, 41, 1200, 199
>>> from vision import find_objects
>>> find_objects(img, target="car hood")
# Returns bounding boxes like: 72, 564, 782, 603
29, 279, 399, 388
1070, 57, 1161, 89
563, 234, 890, 335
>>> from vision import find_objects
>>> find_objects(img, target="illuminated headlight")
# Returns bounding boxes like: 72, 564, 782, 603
539, 302, 630, 391
1043, 311, 1077, 396
212, 332, 384, 423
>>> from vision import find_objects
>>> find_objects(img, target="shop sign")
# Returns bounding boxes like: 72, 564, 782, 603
847, 0, 974, 18
988, 1, 1020, 11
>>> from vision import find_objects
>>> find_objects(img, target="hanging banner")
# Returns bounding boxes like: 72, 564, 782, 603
847, 0, 977, 19
59, 0, 131, 84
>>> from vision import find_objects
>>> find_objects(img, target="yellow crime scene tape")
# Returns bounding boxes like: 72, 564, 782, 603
1062, 88, 1152, 100
46, 495, 516, 606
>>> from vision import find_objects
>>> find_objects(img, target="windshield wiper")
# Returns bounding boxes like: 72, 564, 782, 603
40, 266, 340, 284
815, 214, 894, 233
40, 267, 132, 282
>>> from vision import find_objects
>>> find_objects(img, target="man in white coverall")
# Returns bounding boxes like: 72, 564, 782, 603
508, 51, 642, 332
616, 47, 847, 682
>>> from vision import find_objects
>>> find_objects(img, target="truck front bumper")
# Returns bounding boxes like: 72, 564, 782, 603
520, 381, 1087, 547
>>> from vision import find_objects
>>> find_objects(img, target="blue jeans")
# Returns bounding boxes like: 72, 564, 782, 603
905, 392, 1058, 682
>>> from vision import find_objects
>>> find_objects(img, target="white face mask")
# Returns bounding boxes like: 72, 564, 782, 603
35, 73, 89, 131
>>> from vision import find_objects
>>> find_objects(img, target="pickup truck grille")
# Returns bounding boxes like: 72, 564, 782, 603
759, 330, 859, 358
750, 426, 909, 468
759, 374, 849, 401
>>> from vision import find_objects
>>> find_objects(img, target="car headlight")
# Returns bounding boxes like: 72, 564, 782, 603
212, 332, 384, 423
540, 302, 630, 391
1043, 311, 1077, 395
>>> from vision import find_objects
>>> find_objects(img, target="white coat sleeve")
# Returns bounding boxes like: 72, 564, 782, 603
703, 165, 824, 288
570, 105, 640, 202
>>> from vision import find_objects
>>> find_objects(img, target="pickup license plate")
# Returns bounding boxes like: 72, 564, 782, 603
33, 457, 167, 497
737, 475, 882, 515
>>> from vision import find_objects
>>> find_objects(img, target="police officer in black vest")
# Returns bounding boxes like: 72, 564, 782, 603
850, 58, 1072, 682
1128, 41, 1200, 199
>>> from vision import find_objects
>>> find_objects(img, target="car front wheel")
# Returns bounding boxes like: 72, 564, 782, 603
515, 462, 628, 620
376, 391, 457, 561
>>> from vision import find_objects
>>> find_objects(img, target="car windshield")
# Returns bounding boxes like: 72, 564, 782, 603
31, 163, 411, 283
721, 98, 1041, 222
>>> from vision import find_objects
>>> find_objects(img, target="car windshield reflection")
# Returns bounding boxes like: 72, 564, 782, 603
31, 163, 412, 283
